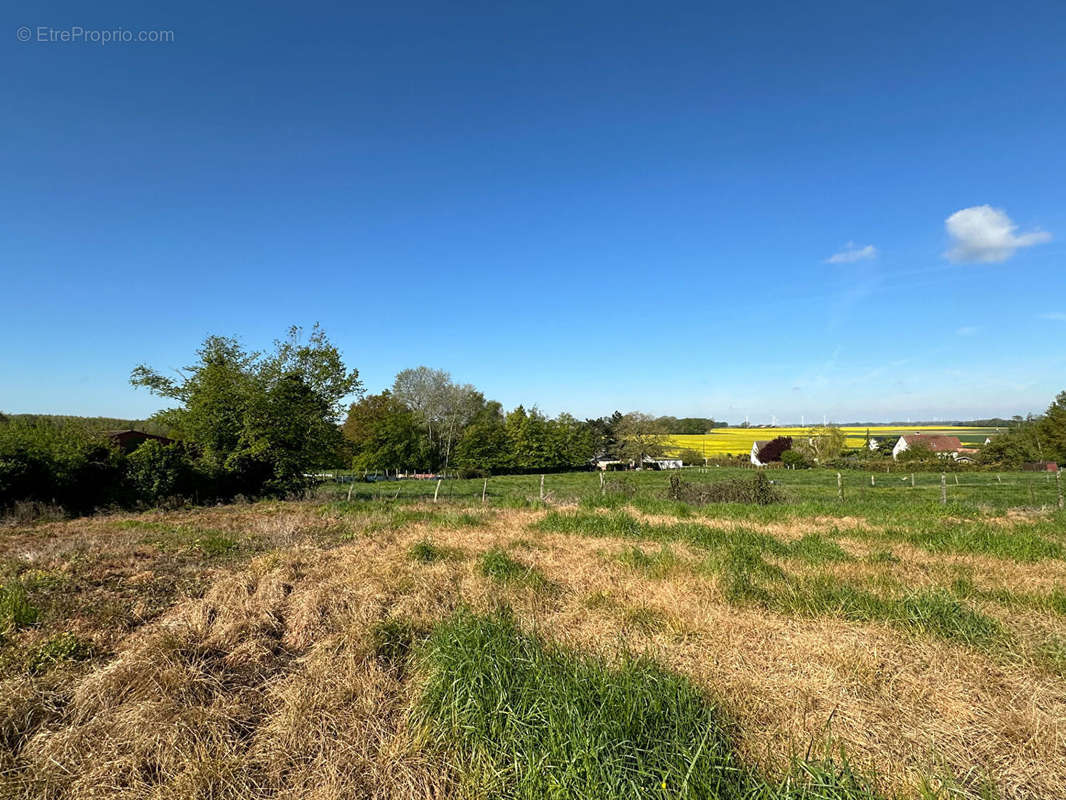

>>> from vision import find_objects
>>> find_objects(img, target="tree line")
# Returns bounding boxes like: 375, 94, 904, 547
339, 372, 706, 476
3, 323, 1062, 515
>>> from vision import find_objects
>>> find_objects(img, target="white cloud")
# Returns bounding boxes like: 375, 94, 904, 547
944, 205, 1051, 263
825, 242, 877, 263
1038, 312, 1066, 321
956, 326, 979, 336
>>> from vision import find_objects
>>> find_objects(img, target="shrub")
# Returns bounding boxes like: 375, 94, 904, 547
666, 473, 783, 505
780, 449, 809, 469
0, 417, 125, 514
677, 448, 704, 466
125, 440, 202, 506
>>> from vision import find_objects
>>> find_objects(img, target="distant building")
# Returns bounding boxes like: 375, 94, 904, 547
750, 436, 792, 466
592, 455, 625, 471
892, 434, 963, 461
643, 457, 682, 470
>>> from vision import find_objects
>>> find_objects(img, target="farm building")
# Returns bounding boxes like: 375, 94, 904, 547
750, 436, 792, 466
104, 429, 175, 453
891, 434, 963, 461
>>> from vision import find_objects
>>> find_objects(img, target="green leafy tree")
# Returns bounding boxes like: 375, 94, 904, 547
454, 402, 511, 474
615, 412, 667, 467
795, 426, 846, 463
131, 324, 360, 497
342, 392, 427, 472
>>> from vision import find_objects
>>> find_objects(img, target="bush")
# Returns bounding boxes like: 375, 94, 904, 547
780, 449, 809, 469
667, 472, 783, 505
677, 448, 704, 466
125, 440, 203, 506
0, 417, 125, 514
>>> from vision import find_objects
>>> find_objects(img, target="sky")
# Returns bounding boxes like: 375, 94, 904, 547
2, 1, 1065, 424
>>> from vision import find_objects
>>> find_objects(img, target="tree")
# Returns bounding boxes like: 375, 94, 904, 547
342, 392, 426, 472
981, 390, 1066, 467
131, 325, 360, 497
392, 366, 450, 447
794, 426, 846, 463
391, 367, 482, 470
548, 413, 599, 469
506, 406, 554, 470
615, 412, 666, 467
454, 402, 511, 474
437, 383, 485, 472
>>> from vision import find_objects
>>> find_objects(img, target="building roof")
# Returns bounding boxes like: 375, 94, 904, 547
900, 434, 962, 452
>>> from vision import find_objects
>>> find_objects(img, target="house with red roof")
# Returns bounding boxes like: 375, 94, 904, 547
891, 433, 963, 461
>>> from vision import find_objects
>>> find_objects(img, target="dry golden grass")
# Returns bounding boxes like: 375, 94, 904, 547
2, 502, 1064, 799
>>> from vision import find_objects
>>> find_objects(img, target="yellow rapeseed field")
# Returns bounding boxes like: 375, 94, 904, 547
663, 426, 993, 456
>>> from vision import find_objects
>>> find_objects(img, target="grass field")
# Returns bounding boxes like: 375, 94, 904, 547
1, 469, 1064, 799
663, 426, 1001, 456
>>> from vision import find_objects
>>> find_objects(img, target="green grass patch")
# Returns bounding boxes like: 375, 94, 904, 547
622, 605, 667, 633
776, 578, 1003, 647
409, 538, 464, 564
479, 548, 547, 589
0, 580, 39, 633
878, 521, 1064, 562
26, 632, 93, 674
194, 530, 238, 557
785, 534, 850, 565
413, 610, 887, 800
865, 549, 899, 565
615, 545, 683, 577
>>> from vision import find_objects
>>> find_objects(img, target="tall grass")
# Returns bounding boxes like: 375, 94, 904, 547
0, 579, 39, 633
413, 610, 888, 799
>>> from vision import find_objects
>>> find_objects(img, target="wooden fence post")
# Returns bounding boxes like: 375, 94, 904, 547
433, 479, 441, 503
482, 478, 488, 504
940, 474, 947, 506
599, 471, 605, 496
540, 474, 545, 501
837, 472, 843, 503
1057, 470, 1063, 510
870, 474, 875, 487
911, 473, 915, 489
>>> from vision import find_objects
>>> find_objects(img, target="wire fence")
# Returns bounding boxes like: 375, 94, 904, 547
315, 466, 1065, 512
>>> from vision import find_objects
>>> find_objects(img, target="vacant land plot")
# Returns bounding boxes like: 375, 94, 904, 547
1, 473, 1064, 799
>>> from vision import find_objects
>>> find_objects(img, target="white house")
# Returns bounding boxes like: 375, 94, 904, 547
892, 434, 963, 461
750, 440, 770, 466
644, 457, 683, 470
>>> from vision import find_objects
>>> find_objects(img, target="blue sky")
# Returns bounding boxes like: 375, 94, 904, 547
3, 1, 1064, 424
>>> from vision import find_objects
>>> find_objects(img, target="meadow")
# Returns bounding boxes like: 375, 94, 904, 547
1, 468, 1064, 799
662, 426, 1001, 457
